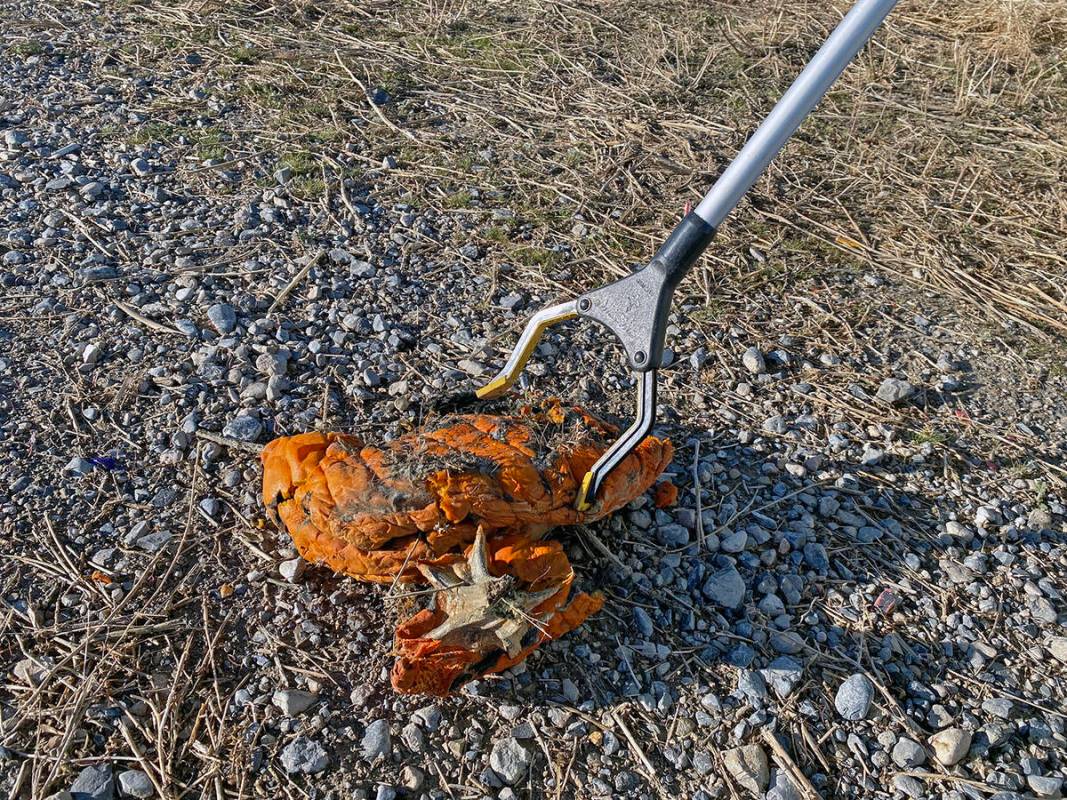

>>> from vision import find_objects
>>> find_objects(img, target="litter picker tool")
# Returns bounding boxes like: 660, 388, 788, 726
473, 0, 900, 509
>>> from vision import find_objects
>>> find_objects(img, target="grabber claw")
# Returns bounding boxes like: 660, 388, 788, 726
475, 296, 662, 509
476, 210, 714, 510
575, 369, 657, 511
475, 300, 578, 400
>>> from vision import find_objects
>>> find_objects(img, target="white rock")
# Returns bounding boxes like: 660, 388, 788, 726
742, 347, 766, 374
928, 727, 971, 766
279, 558, 306, 582
1047, 636, 1067, 663
272, 689, 318, 716
723, 744, 769, 794
82, 343, 102, 364
118, 769, 154, 798
400, 766, 424, 791
489, 737, 531, 785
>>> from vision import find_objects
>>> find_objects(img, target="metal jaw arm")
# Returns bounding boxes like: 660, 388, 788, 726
575, 369, 657, 511
473, 0, 898, 507
476, 300, 578, 399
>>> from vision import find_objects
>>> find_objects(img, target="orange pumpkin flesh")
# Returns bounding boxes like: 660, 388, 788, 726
262, 401, 672, 695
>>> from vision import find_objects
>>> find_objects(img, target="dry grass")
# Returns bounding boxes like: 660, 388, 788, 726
106, 0, 1067, 337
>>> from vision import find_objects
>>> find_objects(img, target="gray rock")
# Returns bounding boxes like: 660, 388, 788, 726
835, 673, 874, 720
737, 669, 768, 704
130, 158, 152, 176
769, 631, 805, 655
760, 656, 803, 699
1030, 597, 1058, 625
70, 765, 114, 800
82, 343, 103, 364
927, 704, 954, 729
361, 719, 392, 760
982, 698, 1014, 719
117, 770, 153, 798
945, 520, 975, 541
767, 769, 805, 800
876, 377, 914, 404
723, 744, 769, 794
198, 497, 220, 518
13, 656, 52, 685
222, 415, 262, 442
633, 607, 654, 638
893, 775, 925, 798
742, 347, 766, 374
489, 737, 531, 785
657, 524, 689, 548
400, 766, 425, 792
272, 689, 318, 716
134, 531, 173, 553
929, 727, 971, 766
860, 445, 884, 466
412, 705, 442, 730
206, 303, 237, 334
80, 181, 105, 200
701, 566, 745, 609
763, 415, 787, 435
891, 737, 927, 768
401, 722, 424, 753
457, 359, 486, 377
499, 292, 525, 310
280, 737, 329, 774
1027, 775, 1064, 797
65, 457, 94, 476
720, 529, 748, 553
802, 542, 829, 572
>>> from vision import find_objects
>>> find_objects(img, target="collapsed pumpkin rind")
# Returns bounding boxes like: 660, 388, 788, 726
261, 401, 672, 694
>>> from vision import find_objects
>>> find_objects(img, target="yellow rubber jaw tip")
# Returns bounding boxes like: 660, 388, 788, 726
575, 471, 595, 512
475, 376, 508, 400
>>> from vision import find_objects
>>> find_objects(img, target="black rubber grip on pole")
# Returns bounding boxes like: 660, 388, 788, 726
654, 212, 717, 289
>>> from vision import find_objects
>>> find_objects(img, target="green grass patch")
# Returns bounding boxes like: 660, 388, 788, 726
240, 81, 288, 109
910, 426, 953, 447
483, 225, 509, 243
194, 129, 227, 161
230, 45, 262, 64
11, 40, 45, 56
443, 190, 473, 209
289, 175, 326, 198
510, 245, 562, 269
129, 121, 179, 145
278, 151, 318, 176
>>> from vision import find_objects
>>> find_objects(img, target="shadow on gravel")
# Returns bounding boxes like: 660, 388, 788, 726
453, 426, 1062, 797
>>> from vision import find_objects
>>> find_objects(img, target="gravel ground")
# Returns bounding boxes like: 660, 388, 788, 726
2, 2, 1066, 800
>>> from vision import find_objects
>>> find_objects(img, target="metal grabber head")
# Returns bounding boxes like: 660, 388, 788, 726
475, 212, 716, 511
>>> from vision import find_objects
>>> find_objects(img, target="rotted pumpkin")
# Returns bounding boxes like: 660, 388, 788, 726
262, 400, 672, 695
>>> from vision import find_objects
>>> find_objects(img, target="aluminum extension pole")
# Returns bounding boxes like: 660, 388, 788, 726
694, 0, 898, 228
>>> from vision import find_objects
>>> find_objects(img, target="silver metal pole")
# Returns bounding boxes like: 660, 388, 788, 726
694, 0, 898, 228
